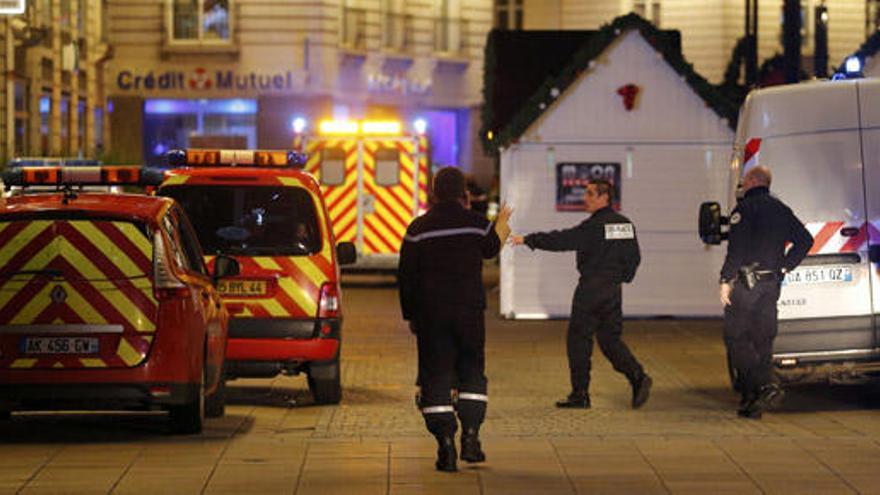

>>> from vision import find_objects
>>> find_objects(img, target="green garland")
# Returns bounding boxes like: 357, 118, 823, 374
481, 13, 739, 154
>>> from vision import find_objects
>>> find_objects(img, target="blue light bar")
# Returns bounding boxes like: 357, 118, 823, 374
10, 157, 102, 167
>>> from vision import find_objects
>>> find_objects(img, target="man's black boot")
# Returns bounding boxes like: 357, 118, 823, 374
738, 384, 783, 419
460, 428, 486, 463
555, 392, 590, 409
631, 374, 652, 409
435, 436, 457, 472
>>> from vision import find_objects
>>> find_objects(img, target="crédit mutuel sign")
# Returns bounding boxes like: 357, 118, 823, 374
115, 67, 301, 93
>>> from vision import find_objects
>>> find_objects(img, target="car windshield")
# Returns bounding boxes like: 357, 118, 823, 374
160, 185, 321, 256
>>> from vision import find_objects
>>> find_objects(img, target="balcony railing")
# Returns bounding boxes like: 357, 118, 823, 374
382, 12, 413, 53
341, 7, 367, 51
434, 17, 468, 55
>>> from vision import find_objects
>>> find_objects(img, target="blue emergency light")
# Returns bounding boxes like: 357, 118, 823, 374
166, 149, 307, 169
10, 157, 102, 167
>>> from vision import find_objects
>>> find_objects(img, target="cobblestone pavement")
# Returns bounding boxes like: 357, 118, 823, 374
1, 272, 880, 494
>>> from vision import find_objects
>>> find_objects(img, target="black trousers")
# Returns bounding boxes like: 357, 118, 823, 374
567, 282, 644, 393
417, 308, 488, 438
724, 279, 780, 396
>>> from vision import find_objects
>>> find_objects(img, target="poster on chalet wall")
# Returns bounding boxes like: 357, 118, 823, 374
555, 162, 621, 211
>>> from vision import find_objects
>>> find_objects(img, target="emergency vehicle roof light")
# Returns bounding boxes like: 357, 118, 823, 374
1, 165, 163, 189
10, 157, 102, 167
166, 149, 307, 169
317, 119, 404, 136
845, 56, 863, 77
361, 120, 402, 135
413, 118, 428, 135
319, 119, 359, 135
292, 117, 307, 134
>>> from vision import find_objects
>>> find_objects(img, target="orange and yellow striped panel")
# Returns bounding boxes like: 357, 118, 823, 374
0, 220, 157, 370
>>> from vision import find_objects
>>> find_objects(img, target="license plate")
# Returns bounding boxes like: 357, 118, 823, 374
217, 279, 267, 296
783, 265, 853, 286
21, 337, 100, 354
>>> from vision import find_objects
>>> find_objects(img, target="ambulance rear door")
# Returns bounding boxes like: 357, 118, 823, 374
359, 137, 422, 258
744, 82, 873, 357
857, 78, 880, 355
305, 138, 359, 247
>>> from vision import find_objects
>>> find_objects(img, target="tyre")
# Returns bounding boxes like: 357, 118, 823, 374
308, 358, 341, 405
169, 365, 206, 434
205, 371, 226, 419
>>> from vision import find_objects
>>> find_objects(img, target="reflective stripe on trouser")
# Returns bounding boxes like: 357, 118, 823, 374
567, 282, 644, 392
724, 280, 779, 396
417, 309, 487, 438
456, 392, 487, 433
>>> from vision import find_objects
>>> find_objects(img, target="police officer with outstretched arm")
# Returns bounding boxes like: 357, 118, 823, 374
720, 165, 813, 419
398, 167, 512, 472
511, 179, 651, 410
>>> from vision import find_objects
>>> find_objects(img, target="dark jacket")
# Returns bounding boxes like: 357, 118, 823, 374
720, 186, 813, 282
524, 206, 641, 285
398, 200, 501, 321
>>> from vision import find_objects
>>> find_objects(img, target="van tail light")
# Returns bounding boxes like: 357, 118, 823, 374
317, 282, 340, 319
153, 232, 188, 300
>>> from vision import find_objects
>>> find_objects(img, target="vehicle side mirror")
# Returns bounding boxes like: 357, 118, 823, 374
698, 201, 728, 245
212, 254, 240, 284
336, 242, 357, 266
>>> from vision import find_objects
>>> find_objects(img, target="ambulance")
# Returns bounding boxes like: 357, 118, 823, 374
700, 76, 880, 385
292, 119, 430, 270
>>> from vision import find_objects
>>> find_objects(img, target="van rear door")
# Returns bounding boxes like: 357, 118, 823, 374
743, 82, 873, 357
0, 217, 158, 370
857, 79, 880, 355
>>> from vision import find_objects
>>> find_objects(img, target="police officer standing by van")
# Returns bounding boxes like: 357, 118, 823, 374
511, 179, 651, 410
720, 166, 813, 419
398, 167, 512, 472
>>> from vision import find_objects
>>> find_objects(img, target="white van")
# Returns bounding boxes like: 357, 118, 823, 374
700, 78, 880, 385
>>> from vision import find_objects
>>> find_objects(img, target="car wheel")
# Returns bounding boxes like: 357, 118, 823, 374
308, 358, 341, 405
169, 364, 206, 434
205, 367, 226, 419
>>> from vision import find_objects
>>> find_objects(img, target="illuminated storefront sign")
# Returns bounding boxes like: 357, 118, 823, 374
366, 72, 431, 96
116, 67, 301, 92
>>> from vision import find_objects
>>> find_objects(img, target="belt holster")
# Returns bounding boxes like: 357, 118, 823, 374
737, 263, 759, 290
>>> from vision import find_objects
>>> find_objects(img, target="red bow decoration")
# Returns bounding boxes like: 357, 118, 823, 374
616, 83, 640, 111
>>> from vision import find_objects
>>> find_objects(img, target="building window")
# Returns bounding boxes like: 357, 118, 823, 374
779, 1, 809, 48
61, 94, 70, 156
494, 0, 522, 30
868, 0, 880, 35
39, 93, 50, 155
77, 0, 86, 33
435, 0, 466, 54
94, 107, 105, 154
633, 0, 661, 25
170, 0, 230, 43
13, 81, 28, 155
77, 98, 86, 154
341, 2, 367, 50
382, 0, 411, 51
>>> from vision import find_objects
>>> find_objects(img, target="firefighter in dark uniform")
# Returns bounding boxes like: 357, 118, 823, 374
720, 165, 812, 419
398, 167, 512, 472
511, 179, 651, 409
